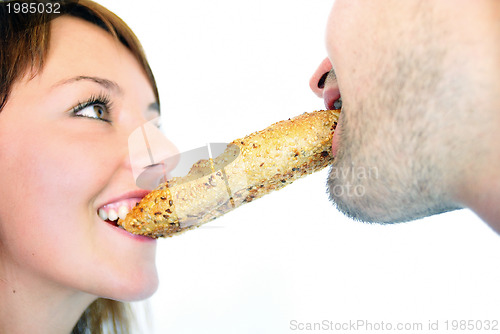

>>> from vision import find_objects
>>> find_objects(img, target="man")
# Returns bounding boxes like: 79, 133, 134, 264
309, 1, 500, 231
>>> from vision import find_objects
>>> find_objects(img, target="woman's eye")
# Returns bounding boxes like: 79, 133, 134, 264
73, 103, 111, 122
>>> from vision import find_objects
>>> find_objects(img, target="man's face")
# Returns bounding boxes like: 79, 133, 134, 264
310, 1, 475, 222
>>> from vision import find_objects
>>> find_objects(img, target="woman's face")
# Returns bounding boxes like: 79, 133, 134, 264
0, 16, 172, 301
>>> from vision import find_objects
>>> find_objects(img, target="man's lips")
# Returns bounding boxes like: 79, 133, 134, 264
331, 119, 341, 157
323, 88, 341, 110
323, 88, 342, 156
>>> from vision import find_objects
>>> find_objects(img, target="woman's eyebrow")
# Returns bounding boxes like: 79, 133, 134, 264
52, 75, 123, 94
53, 75, 159, 113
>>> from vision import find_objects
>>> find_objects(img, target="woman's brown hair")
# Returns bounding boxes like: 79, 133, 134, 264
0, 0, 159, 112
0, 1, 159, 333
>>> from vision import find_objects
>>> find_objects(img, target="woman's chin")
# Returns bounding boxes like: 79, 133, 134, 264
101, 267, 160, 302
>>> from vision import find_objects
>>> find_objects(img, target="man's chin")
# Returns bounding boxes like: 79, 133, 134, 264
326, 184, 396, 223
326, 169, 463, 224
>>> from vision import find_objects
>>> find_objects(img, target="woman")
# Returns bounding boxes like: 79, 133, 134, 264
0, 1, 175, 333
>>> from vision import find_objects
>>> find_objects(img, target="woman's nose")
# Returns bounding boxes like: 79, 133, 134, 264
309, 57, 333, 98
127, 118, 179, 189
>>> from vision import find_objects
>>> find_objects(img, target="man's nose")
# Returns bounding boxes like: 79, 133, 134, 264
309, 57, 333, 98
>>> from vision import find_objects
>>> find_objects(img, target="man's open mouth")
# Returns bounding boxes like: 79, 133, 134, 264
324, 87, 342, 111
332, 97, 342, 110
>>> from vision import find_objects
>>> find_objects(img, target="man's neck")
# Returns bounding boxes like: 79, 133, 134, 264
445, 0, 500, 232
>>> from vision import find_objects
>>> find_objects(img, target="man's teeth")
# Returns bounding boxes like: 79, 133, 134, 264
333, 97, 342, 110
98, 206, 130, 221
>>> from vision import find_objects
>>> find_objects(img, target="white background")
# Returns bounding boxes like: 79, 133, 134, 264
96, 1, 500, 333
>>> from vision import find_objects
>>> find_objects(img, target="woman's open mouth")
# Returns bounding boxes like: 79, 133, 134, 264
98, 199, 141, 227
97, 190, 150, 228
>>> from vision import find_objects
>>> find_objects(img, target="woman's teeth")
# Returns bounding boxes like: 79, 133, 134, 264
99, 207, 127, 221
98, 199, 141, 223
98, 207, 128, 221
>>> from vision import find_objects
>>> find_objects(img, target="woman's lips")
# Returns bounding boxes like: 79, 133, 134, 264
97, 190, 156, 241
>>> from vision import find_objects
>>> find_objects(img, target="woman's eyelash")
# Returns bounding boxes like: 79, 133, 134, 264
70, 93, 113, 122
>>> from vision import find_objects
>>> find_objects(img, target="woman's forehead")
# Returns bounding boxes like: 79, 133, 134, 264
49, 16, 127, 63
33, 16, 156, 100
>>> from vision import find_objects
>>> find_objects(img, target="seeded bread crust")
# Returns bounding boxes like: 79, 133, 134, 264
118, 109, 340, 238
